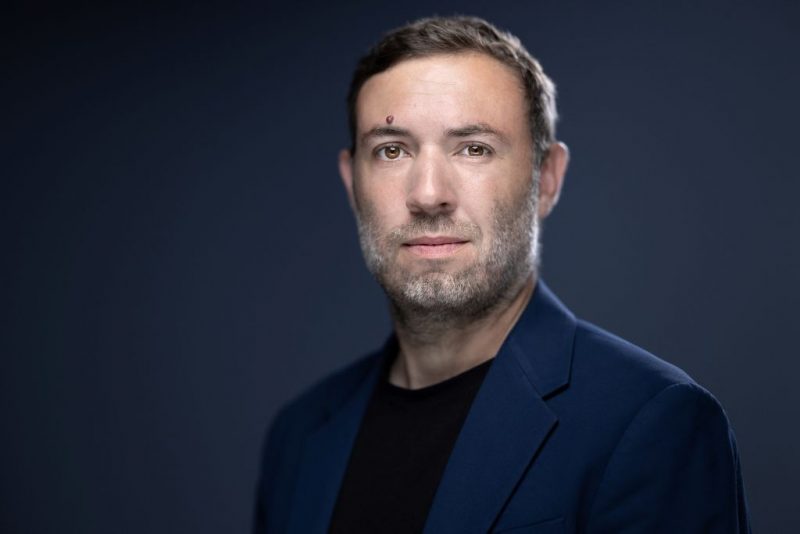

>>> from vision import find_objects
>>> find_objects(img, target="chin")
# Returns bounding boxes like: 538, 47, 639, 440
394, 271, 484, 307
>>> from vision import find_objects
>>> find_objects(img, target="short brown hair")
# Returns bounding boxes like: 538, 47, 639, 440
346, 15, 558, 167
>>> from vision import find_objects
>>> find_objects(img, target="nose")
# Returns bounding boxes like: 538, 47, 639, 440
405, 147, 458, 216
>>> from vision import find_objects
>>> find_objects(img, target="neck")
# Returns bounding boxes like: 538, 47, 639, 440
388, 275, 536, 389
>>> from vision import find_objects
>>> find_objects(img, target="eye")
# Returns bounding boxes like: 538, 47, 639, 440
376, 145, 407, 161
460, 144, 492, 157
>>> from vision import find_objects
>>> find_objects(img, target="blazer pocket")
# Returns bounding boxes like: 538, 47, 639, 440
493, 516, 565, 533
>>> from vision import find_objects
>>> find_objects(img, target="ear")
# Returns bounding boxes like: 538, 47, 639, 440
537, 141, 569, 220
338, 148, 357, 212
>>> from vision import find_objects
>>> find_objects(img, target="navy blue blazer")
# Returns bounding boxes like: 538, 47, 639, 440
254, 281, 751, 533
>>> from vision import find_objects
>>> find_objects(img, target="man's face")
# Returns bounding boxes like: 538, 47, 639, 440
340, 53, 544, 318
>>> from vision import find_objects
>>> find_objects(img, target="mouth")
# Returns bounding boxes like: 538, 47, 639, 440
402, 236, 470, 258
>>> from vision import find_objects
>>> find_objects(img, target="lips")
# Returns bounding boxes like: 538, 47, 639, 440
402, 236, 469, 258
403, 236, 468, 246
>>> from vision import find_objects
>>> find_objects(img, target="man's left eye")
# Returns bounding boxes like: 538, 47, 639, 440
461, 144, 491, 157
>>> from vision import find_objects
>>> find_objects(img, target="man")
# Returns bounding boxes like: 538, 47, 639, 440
254, 16, 751, 533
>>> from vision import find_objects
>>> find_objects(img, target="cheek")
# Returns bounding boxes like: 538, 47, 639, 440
458, 179, 504, 224
461, 176, 532, 242
355, 164, 412, 215
354, 179, 407, 232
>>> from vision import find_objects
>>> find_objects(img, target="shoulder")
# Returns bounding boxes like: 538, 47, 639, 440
572, 322, 749, 531
572, 318, 735, 442
271, 349, 383, 437
572, 318, 698, 396
553, 318, 732, 447
253, 349, 383, 532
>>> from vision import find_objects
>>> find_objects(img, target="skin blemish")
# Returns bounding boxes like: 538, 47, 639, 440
386, 115, 394, 124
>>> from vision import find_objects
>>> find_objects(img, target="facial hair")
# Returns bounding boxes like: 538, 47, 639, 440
355, 173, 540, 329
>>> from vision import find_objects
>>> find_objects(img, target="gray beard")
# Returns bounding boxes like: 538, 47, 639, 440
355, 177, 540, 333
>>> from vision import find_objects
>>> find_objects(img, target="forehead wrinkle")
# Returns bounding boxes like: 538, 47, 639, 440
407, 78, 458, 96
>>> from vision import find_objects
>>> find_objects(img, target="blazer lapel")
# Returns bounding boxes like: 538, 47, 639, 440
285, 348, 387, 534
423, 281, 577, 534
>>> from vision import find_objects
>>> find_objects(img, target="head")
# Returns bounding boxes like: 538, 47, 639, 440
347, 16, 559, 168
339, 16, 568, 324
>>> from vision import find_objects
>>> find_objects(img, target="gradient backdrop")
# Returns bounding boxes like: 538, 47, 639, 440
4, 1, 799, 532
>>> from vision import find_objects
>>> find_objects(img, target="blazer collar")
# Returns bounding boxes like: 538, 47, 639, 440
422, 280, 576, 533
505, 280, 577, 399
287, 280, 577, 534
285, 341, 387, 534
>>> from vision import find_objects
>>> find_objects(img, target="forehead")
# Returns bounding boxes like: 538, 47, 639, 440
356, 52, 528, 139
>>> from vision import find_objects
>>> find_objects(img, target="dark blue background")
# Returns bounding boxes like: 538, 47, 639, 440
3, 1, 798, 532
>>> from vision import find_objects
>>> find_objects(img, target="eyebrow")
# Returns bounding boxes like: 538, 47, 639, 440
445, 123, 510, 144
358, 122, 510, 147
359, 126, 412, 147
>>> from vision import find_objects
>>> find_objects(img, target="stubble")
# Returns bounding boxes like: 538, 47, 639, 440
355, 175, 540, 332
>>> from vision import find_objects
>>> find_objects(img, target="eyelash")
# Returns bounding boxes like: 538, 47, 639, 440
374, 144, 409, 161
373, 143, 493, 161
458, 144, 493, 157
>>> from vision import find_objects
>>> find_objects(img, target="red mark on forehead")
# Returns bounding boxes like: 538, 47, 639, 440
385, 115, 394, 124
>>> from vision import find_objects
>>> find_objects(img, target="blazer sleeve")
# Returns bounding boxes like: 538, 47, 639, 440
585, 382, 751, 533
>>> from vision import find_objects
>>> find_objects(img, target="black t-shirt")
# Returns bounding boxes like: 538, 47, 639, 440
329, 355, 494, 534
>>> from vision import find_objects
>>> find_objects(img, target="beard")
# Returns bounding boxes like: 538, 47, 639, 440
355, 176, 540, 326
